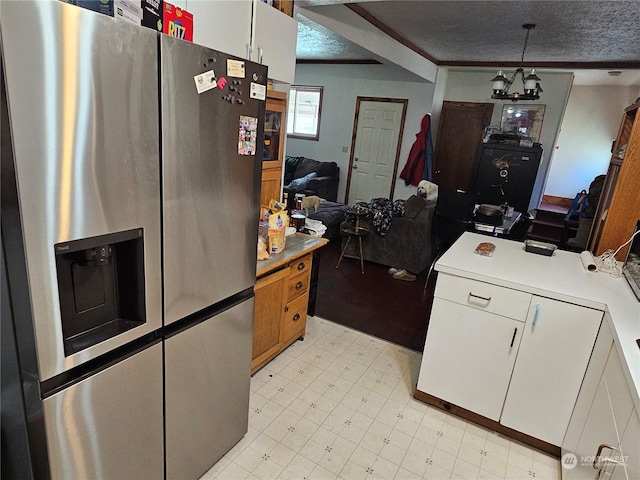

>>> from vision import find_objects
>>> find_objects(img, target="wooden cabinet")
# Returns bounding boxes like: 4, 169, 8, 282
417, 273, 603, 449
252, 268, 288, 368
252, 253, 313, 373
260, 91, 287, 207
588, 101, 640, 260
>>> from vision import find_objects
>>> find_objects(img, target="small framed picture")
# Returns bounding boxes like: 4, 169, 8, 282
500, 104, 546, 142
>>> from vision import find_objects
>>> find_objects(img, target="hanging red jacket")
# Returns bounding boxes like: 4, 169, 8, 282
399, 113, 434, 186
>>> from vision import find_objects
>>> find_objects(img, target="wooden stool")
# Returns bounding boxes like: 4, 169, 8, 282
336, 207, 369, 274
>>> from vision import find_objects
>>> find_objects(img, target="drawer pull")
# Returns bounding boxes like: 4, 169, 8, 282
593, 444, 617, 470
295, 281, 303, 290
297, 262, 305, 270
469, 292, 491, 302
510, 327, 518, 348
532, 303, 541, 326
293, 313, 301, 322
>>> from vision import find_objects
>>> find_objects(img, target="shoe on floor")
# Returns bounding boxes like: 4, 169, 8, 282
392, 269, 416, 281
388, 267, 402, 275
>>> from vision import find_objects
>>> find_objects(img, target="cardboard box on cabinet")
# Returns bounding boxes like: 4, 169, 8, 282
114, 0, 142, 24
141, 0, 163, 32
162, 2, 193, 42
65, 0, 114, 17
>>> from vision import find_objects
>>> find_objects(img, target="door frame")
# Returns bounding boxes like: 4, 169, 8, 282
345, 97, 408, 203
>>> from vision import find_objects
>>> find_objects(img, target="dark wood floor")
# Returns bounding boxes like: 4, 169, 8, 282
314, 239, 437, 352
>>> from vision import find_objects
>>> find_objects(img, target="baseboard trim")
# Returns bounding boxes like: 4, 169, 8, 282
414, 389, 561, 458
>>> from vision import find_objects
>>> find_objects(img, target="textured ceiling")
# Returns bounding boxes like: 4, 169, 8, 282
296, 0, 640, 67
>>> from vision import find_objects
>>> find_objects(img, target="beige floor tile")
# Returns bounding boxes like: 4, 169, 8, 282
217, 461, 252, 480
457, 443, 484, 468
394, 466, 423, 480
452, 457, 480, 479
507, 448, 534, 471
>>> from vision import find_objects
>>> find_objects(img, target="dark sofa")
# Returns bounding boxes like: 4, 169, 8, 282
339, 195, 436, 274
283, 156, 340, 207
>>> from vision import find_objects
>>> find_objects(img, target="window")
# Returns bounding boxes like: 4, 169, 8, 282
287, 86, 323, 140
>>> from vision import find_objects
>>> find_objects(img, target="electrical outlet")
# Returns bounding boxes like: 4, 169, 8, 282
341, 146, 348, 153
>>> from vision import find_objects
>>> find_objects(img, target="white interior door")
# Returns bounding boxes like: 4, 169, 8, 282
347, 99, 406, 204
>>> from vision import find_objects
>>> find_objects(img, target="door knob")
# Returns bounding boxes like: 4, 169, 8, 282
353, 165, 358, 169
355, 157, 359, 161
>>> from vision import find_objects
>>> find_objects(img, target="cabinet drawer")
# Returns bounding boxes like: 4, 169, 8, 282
289, 254, 312, 278
435, 273, 531, 321
284, 293, 308, 341
287, 270, 310, 303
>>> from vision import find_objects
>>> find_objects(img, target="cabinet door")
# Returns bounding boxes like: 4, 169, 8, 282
562, 320, 613, 456
501, 297, 603, 445
253, 0, 297, 83
417, 298, 523, 421
252, 268, 288, 372
260, 167, 282, 208
565, 374, 619, 480
190, 0, 252, 59
619, 410, 640, 480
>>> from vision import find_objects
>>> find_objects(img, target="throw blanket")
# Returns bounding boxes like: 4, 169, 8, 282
346, 198, 405, 236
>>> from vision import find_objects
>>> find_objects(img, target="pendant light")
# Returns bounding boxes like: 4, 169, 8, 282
491, 24, 543, 102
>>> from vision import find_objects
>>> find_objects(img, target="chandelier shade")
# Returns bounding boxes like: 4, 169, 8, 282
491, 24, 542, 102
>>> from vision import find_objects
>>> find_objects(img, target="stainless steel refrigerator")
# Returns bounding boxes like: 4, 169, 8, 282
160, 34, 265, 479
1, 2, 266, 478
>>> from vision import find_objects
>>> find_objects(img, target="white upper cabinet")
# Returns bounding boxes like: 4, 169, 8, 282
187, 0, 298, 84
189, 0, 253, 60
252, 0, 298, 84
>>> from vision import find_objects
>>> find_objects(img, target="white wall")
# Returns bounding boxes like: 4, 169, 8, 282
286, 63, 436, 203
442, 69, 574, 210
544, 86, 638, 198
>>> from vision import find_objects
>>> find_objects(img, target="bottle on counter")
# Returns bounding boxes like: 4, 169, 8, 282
291, 194, 306, 232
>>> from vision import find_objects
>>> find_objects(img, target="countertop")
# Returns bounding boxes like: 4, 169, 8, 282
256, 233, 328, 278
436, 232, 640, 411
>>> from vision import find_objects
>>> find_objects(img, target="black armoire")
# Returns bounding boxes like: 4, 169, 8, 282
472, 143, 543, 213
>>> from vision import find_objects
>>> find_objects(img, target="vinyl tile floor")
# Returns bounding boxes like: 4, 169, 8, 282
201, 316, 561, 480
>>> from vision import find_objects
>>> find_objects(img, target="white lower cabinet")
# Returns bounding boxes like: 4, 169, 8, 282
417, 273, 604, 447
418, 298, 523, 421
618, 410, 640, 480
501, 296, 603, 445
568, 373, 619, 479
563, 331, 639, 480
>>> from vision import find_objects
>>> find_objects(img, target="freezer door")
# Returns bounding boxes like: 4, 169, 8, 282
161, 36, 266, 324
1, 0, 162, 380
165, 298, 254, 479
42, 343, 164, 479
